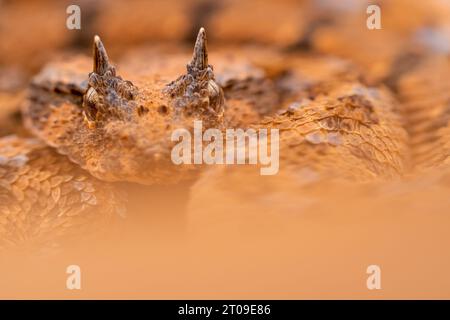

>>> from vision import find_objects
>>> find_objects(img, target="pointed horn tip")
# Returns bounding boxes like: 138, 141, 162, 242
94, 35, 102, 46
198, 27, 206, 39
92, 34, 112, 75
93, 35, 108, 58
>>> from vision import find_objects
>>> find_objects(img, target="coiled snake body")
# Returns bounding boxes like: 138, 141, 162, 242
1, 28, 449, 249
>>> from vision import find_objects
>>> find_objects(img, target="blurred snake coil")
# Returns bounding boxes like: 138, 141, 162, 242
1, 0, 450, 250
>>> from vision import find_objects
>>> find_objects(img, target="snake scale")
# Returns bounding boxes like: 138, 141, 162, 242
0, 16, 449, 249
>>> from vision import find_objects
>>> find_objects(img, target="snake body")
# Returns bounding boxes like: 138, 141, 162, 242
1, 23, 450, 249
0, 136, 124, 249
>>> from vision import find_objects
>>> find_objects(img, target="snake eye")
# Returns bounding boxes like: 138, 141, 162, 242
86, 87, 99, 104
208, 79, 220, 97
84, 87, 99, 122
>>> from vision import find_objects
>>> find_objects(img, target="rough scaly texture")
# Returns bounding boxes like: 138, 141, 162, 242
23, 30, 224, 185
0, 136, 125, 250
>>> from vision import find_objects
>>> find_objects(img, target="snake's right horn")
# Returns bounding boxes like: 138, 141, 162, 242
190, 27, 209, 70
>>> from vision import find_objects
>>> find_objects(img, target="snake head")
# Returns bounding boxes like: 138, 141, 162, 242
24, 29, 225, 185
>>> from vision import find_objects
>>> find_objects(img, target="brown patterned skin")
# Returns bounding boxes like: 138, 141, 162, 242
6, 27, 442, 248
259, 82, 408, 180
211, 48, 361, 128
22, 28, 359, 185
0, 136, 125, 250
187, 81, 410, 216
396, 54, 450, 172
1, 3, 449, 256
23, 30, 224, 185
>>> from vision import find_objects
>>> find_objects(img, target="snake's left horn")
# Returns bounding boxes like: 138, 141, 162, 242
93, 35, 112, 75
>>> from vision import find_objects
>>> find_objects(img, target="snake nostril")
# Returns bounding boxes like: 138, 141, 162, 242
137, 105, 149, 117
157, 105, 168, 115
